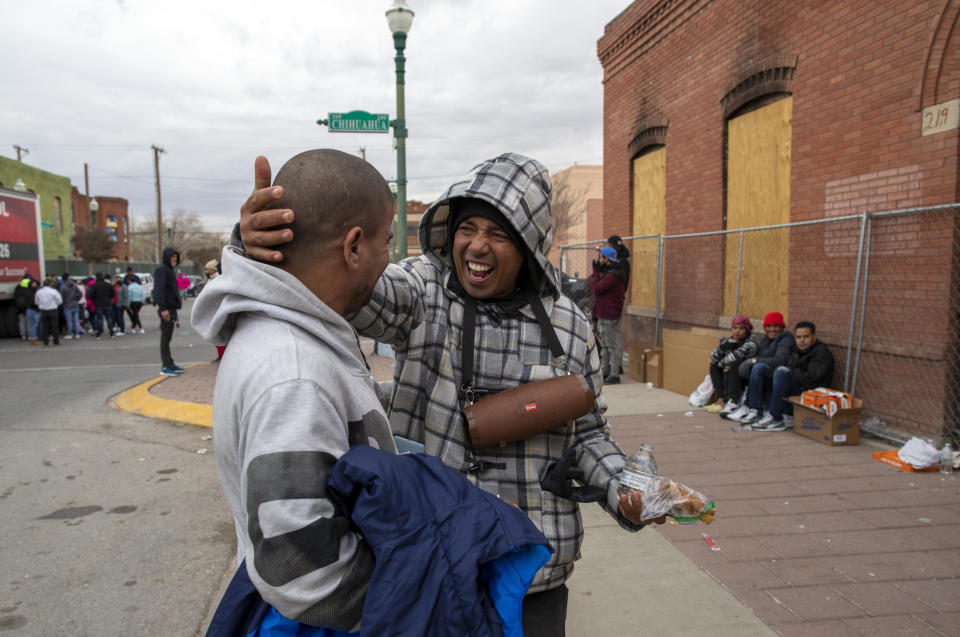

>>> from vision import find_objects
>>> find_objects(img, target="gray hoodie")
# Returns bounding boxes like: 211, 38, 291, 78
191, 246, 396, 630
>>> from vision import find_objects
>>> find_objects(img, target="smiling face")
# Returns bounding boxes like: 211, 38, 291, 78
452, 215, 524, 299
764, 323, 784, 340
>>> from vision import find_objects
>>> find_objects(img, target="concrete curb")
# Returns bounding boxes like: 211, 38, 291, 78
114, 365, 212, 428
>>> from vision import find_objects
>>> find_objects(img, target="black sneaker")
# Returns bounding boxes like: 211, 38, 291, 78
170, 364, 186, 372
604, 375, 621, 384
160, 366, 180, 376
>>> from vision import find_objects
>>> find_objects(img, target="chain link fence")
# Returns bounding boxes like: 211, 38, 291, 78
558, 204, 960, 444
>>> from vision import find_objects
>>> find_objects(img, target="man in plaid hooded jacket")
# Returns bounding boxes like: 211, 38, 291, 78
240, 152, 654, 635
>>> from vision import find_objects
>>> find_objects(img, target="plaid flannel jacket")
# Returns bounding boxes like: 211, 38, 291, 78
350, 153, 639, 593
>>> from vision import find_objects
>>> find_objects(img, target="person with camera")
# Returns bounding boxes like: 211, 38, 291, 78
589, 246, 627, 384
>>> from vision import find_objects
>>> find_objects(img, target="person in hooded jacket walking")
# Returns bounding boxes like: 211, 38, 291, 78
59, 274, 83, 338
154, 246, 183, 375
239, 152, 663, 636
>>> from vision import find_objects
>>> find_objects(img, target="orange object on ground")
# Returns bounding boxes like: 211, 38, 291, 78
872, 449, 939, 473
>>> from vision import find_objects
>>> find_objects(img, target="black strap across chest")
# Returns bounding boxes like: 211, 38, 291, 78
459, 289, 566, 396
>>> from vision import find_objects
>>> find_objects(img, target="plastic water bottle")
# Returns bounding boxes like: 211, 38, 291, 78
941, 442, 954, 475
618, 444, 659, 495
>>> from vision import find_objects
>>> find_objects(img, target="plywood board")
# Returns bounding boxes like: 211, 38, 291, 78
724, 97, 792, 319
631, 147, 666, 309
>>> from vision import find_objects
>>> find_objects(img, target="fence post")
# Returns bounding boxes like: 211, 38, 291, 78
654, 234, 664, 347
734, 229, 745, 316
843, 210, 870, 392
850, 213, 874, 398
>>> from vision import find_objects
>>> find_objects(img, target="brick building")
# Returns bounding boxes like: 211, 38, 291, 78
70, 187, 130, 262
598, 0, 959, 438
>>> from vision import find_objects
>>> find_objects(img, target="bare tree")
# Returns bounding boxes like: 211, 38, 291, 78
72, 227, 116, 273
130, 209, 227, 265
550, 176, 589, 247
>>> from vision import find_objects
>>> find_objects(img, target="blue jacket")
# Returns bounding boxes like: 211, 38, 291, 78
327, 446, 551, 637
206, 446, 550, 637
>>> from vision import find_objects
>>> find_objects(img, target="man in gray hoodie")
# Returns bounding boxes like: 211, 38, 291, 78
192, 149, 398, 631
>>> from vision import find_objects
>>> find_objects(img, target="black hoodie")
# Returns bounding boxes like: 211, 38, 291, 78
153, 246, 182, 312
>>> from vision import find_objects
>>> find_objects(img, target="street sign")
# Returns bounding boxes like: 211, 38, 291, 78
325, 110, 390, 133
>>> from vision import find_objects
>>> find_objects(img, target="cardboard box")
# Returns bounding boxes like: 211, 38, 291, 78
872, 449, 939, 473
787, 395, 862, 446
661, 328, 719, 395
627, 345, 662, 386
646, 348, 663, 387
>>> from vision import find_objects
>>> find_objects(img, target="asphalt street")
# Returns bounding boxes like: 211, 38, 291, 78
0, 298, 232, 636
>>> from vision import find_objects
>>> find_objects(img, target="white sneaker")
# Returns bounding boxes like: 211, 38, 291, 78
718, 400, 738, 417
753, 413, 776, 428
723, 404, 749, 421
64, 334, 72, 340
140, 328, 145, 334
732, 408, 759, 423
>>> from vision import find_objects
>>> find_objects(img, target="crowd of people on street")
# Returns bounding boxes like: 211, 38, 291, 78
13, 267, 151, 346
11, 261, 215, 347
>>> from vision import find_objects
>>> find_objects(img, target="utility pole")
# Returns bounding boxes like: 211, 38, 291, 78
152, 145, 166, 263
359, 146, 366, 161
13, 145, 28, 162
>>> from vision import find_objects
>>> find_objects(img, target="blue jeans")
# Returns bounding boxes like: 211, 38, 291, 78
112, 306, 126, 333
94, 306, 111, 336
63, 306, 81, 335
26, 308, 40, 339
748, 363, 802, 418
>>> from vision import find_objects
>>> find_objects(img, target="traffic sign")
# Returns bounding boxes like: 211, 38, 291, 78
323, 111, 390, 133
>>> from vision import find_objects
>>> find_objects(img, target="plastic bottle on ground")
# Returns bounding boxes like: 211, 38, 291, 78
618, 444, 659, 496
941, 442, 954, 475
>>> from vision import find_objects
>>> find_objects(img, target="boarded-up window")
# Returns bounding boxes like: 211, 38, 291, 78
631, 146, 666, 308
724, 97, 792, 319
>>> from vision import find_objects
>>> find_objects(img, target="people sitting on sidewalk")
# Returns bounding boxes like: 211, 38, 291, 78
725, 311, 795, 427
707, 314, 758, 415
590, 245, 627, 384
747, 320, 835, 430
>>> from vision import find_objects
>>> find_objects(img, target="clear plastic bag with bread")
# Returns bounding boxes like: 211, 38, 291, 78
640, 475, 716, 524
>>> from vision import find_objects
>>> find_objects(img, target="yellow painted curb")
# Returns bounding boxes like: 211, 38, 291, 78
115, 373, 212, 428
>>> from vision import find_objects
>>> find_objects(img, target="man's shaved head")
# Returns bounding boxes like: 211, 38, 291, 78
266, 149, 393, 271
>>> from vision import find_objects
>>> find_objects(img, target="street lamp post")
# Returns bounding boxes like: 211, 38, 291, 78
386, 0, 414, 261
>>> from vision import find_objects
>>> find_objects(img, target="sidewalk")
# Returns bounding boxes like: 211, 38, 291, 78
117, 346, 960, 636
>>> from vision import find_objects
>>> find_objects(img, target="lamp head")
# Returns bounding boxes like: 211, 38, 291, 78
386, 0, 414, 35
90, 198, 99, 212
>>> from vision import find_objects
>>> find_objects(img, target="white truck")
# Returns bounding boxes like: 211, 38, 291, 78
0, 188, 44, 337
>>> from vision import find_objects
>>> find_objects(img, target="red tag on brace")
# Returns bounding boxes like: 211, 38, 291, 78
524, 402, 538, 414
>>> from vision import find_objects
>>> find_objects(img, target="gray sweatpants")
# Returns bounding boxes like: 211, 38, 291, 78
597, 318, 623, 379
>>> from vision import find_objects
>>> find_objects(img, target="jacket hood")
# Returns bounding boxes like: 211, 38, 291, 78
191, 247, 365, 369
418, 153, 559, 298
162, 246, 180, 268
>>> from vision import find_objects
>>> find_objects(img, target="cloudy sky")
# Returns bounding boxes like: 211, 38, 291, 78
1, 0, 630, 233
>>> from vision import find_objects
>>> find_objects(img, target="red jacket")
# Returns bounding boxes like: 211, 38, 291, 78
589, 266, 626, 320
